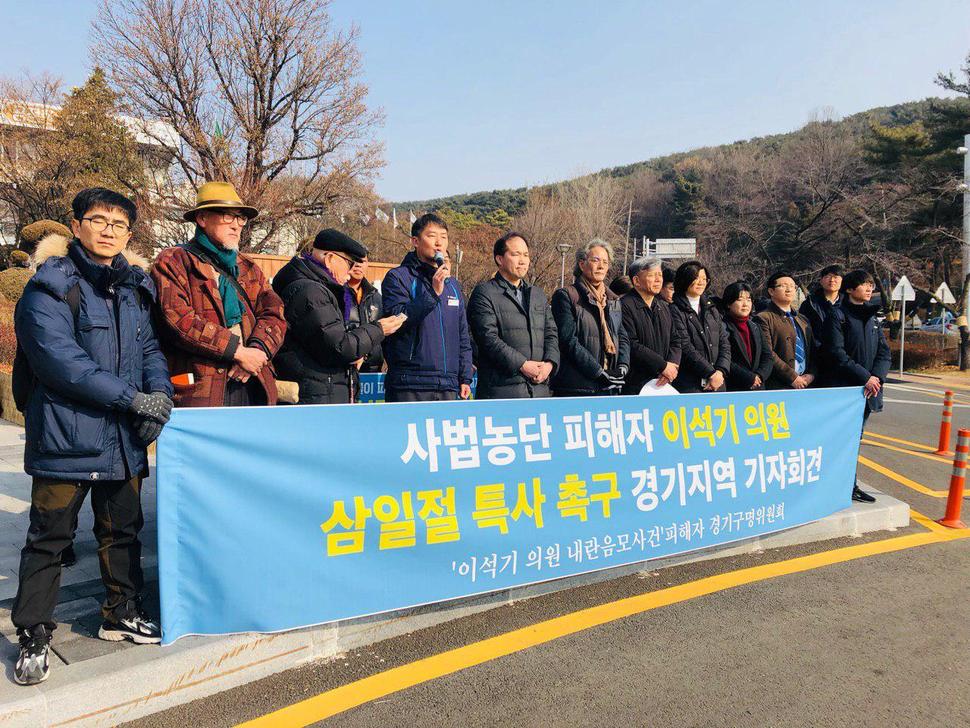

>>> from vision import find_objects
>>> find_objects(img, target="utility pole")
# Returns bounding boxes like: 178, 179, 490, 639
960, 137, 970, 322
623, 199, 632, 274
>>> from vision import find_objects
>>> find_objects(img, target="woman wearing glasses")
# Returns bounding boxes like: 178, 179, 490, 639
550, 239, 630, 397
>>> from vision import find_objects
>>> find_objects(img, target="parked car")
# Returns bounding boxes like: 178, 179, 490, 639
922, 312, 957, 334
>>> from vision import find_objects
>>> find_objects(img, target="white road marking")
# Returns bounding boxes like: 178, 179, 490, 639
0, 493, 30, 514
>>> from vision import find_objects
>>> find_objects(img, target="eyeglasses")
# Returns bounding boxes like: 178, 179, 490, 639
586, 256, 609, 266
81, 217, 131, 235
214, 212, 249, 226
329, 252, 355, 267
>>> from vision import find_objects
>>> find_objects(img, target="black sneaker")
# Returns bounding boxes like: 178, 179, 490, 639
98, 607, 161, 644
852, 486, 876, 503
15, 625, 51, 686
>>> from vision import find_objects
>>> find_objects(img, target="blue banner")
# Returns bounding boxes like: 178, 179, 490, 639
156, 388, 864, 644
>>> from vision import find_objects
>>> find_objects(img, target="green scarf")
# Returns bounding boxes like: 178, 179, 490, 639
194, 229, 243, 328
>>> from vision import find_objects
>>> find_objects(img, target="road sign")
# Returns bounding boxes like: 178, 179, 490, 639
891, 275, 916, 302
934, 281, 956, 305
653, 238, 697, 258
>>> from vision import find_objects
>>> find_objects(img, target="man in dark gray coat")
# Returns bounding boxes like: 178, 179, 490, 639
468, 232, 559, 399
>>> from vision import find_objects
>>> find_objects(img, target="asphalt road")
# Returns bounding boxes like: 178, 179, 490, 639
126, 375, 970, 728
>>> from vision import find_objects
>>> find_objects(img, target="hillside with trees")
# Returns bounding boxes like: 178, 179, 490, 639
387, 88, 970, 301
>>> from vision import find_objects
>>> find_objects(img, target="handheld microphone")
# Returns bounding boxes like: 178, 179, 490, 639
432, 251, 445, 268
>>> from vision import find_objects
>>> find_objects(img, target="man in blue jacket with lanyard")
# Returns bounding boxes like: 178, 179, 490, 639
381, 213, 473, 402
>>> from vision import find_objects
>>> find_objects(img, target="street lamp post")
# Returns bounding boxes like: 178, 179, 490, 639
557, 243, 572, 288
960, 139, 970, 316
958, 139, 970, 369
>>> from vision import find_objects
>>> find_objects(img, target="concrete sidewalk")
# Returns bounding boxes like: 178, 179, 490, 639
0, 418, 910, 727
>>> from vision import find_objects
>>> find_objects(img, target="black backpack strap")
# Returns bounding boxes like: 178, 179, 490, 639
564, 284, 581, 317
66, 281, 81, 320
12, 281, 81, 412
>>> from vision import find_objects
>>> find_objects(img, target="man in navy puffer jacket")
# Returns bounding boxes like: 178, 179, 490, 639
11, 188, 173, 686
381, 213, 473, 402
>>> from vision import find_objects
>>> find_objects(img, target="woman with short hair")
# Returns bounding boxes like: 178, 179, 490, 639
721, 281, 772, 391
669, 260, 730, 393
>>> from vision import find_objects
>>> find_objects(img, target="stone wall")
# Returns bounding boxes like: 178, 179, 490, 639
0, 371, 24, 427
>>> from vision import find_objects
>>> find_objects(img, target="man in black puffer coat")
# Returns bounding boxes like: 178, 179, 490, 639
821, 269, 891, 503
272, 230, 404, 404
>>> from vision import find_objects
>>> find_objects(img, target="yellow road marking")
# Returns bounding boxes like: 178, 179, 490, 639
864, 431, 937, 452
860, 438, 952, 464
909, 507, 962, 536
857, 455, 947, 497
237, 529, 968, 728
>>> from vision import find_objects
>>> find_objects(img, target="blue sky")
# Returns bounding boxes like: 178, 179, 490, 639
1, 1, 969, 202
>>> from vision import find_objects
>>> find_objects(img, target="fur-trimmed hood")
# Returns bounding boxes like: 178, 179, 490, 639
32, 233, 150, 270
29, 234, 156, 301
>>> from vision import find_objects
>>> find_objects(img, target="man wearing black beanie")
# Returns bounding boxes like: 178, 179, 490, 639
271, 229, 405, 404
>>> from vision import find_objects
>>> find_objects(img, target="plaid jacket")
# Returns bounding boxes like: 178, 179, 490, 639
152, 244, 286, 407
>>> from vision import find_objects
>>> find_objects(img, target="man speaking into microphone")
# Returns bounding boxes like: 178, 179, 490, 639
381, 213, 473, 402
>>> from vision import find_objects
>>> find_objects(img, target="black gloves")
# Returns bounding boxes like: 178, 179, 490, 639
136, 418, 164, 445
598, 369, 625, 390
130, 392, 173, 447
129, 391, 173, 424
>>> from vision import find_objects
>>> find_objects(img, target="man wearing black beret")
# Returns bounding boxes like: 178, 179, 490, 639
271, 229, 405, 404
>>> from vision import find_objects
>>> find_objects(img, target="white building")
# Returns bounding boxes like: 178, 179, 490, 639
0, 100, 179, 246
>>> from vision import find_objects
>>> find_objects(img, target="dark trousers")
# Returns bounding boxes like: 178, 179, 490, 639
385, 388, 458, 403
12, 476, 145, 632
224, 378, 267, 407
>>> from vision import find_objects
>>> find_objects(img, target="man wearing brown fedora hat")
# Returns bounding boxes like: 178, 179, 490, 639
151, 181, 287, 407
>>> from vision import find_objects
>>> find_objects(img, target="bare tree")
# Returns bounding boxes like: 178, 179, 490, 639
626, 168, 675, 239
690, 119, 869, 288
0, 71, 165, 252
514, 189, 571, 292
94, 0, 384, 251
0, 75, 68, 231
557, 174, 626, 247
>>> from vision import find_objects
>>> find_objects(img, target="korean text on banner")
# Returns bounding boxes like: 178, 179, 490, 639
156, 388, 864, 643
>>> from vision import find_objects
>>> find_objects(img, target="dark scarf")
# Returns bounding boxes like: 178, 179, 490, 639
195, 229, 243, 328
731, 314, 753, 361
302, 252, 354, 320
68, 239, 131, 292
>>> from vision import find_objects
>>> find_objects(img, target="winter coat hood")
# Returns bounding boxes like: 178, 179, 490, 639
31, 234, 155, 301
